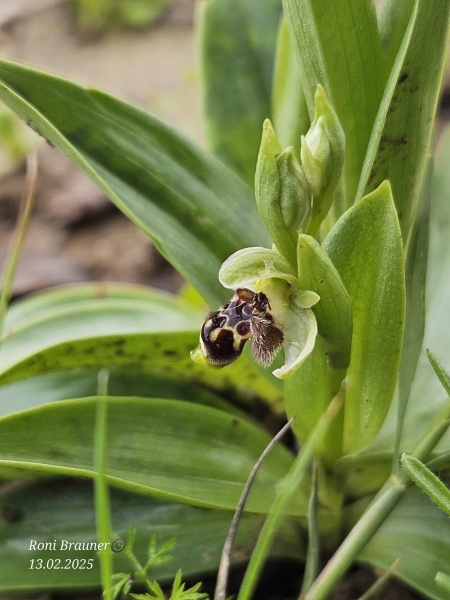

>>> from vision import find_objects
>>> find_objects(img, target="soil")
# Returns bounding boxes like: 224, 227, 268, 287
0, 0, 200, 296
0, 2, 445, 599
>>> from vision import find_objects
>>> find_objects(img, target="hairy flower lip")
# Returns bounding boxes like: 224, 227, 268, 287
216, 246, 320, 379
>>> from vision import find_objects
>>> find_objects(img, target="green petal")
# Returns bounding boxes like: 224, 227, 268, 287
273, 300, 318, 380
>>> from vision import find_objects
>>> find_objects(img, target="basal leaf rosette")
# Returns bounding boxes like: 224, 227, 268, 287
219, 246, 319, 380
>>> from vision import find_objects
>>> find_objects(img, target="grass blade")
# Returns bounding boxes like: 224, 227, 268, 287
94, 370, 113, 600
0, 152, 37, 335
214, 418, 294, 600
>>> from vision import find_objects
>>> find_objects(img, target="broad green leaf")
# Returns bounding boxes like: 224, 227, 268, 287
0, 367, 241, 418
357, 487, 450, 600
363, 0, 450, 242
0, 59, 270, 308
0, 397, 305, 515
2, 283, 201, 336
394, 157, 431, 463
356, 0, 417, 202
282, 0, 383, 206
390, 131, 450, 456
343, 130, 450, 460
323, 182, 405, 453
0, 481, 303, 591
377, 0, 416, 82
198, 0, 282, 184
0, 284, 281, 403
272, 16, 310, 150
427, 127, 450, 303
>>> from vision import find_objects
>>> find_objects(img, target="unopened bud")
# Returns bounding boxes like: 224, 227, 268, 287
276, 147, 311, 231
255, 119, 297, 267
300, 85, 344, 197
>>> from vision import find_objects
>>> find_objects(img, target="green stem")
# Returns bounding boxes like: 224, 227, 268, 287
0, 153, 37, 336
94, 369, 113, 600
356, 559, 400, 600
303, 476, 406, 600
301, 461, 320, 595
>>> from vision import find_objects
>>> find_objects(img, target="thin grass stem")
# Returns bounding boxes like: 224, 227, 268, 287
214, 417, 294, 600
94, 369, 113, 600
0, 152, 38, 336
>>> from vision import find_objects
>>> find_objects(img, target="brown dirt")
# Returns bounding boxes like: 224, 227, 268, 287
0, 0, 199, 296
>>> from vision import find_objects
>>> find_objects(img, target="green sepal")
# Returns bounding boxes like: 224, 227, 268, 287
300, 136, 322, 197
255, 120, 298, 267
297, 234, 352, 369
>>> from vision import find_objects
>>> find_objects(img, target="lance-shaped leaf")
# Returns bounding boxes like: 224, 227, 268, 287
198, 0, 282, 184
363, 0, 450, 242
219, 247, 297, 289
401, 454, 450, 518
394, 130, 450, 456
0, 367, 243, 419
272, 16, 310, 151
323, 182, 405, 453
0, 397, 305, 516
282, 0, 383, 206
357, 0, 417, 202
0, 59, 270, 308
394, 156, 431, 464
0, 482, 302, 591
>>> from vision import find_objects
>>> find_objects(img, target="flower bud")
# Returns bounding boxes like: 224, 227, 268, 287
276, 147, 311, 231
300, 85, 344, 196
300, 86, 344, 236
255, 120, 298, 267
